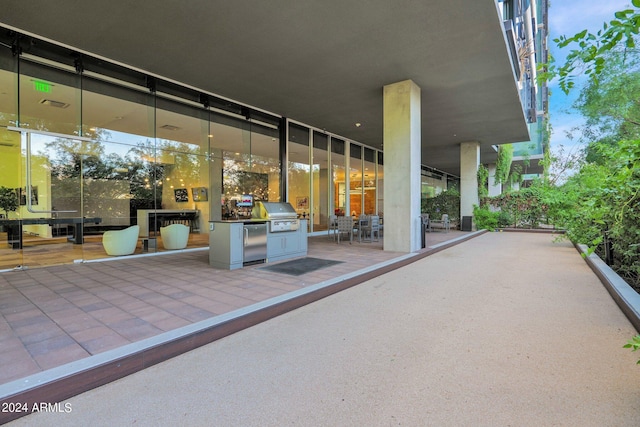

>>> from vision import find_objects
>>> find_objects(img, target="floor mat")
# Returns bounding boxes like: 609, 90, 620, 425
259, 257, 343, 276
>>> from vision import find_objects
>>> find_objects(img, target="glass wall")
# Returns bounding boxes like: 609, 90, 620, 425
420, 167, 459, 214
0, 45, 19, 268
377, 152, 384, 217
287, 123, 311, 229
0, 43, 281, 270
216, 117, 280, 220
0, 31, 390, 270
312, 131, 329, 232
363, 147, 377, 215
331, 138, 346, 217
349, 143, 363, 216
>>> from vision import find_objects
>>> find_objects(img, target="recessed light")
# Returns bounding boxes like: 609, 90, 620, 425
355, 123, 362, 128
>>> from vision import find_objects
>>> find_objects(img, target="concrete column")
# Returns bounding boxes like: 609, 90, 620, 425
488, 163, 501, 197
460, 141, 480, 219
383, 79, 421, 253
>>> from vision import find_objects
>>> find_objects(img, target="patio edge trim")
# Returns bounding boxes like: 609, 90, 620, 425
575, 243, 640, 332
0, 231, 484, 424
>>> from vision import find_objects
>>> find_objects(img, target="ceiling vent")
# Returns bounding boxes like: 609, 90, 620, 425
39, 99, 70, 109
160, 124, 181, 131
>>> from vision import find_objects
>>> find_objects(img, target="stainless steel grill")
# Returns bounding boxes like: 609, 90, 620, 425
252, 202, 300, 232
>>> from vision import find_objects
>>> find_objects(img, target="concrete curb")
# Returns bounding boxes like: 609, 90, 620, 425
576, 243, 640, 332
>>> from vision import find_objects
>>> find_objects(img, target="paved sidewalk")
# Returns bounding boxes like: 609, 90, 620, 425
9, 232, 640, 426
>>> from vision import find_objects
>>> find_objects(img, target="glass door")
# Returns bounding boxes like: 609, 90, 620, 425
6, 129, 88, 268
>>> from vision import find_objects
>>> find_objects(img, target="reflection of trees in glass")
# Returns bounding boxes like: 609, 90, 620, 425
223, 152, 280, 202
156, 141, 205, 198
224, 162, 268, 201
44, 134, 208, 211
287, 161, 310, 200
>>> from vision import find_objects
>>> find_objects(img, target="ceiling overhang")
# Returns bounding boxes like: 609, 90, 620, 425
1, 0, 530, 176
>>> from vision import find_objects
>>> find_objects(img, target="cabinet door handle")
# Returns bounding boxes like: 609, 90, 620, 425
244, 228, 248, 246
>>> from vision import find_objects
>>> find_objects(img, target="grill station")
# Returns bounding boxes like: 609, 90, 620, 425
252, 201, 300, 233
210, 201, 307, 269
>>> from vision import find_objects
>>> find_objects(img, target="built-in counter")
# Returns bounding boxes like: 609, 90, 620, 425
209, 219, 307, 270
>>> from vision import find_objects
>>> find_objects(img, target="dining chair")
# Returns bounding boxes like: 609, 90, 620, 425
328, 214, 338, 240
336, 216, 354, 244
356, 214, 369, 242
361, 215, 380, 242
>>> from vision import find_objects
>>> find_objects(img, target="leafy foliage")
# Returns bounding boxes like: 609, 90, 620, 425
477, 164, 489, 199
544, 0, 640, 94
495, 144, 514, 184
623, 335, 640, 364
473, 205, 498, 230
482, 183, 551, 229
538, 2, 640, 290
554, 139, 640, 289
0, 186, 18, 217
544, 2, 640, 358
421, 189, 460, 222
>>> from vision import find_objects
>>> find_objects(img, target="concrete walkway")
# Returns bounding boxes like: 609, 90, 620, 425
9, 232, 640, 426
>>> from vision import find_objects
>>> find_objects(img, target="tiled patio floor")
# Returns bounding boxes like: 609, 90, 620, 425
0, 231, 467, 386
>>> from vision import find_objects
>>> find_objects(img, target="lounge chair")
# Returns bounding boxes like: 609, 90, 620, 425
102, 225, 140, 256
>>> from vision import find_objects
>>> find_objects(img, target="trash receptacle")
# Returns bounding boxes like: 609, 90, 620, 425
461, 216, 472, 232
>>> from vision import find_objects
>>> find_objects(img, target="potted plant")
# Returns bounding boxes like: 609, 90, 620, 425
0, 186, 18, 218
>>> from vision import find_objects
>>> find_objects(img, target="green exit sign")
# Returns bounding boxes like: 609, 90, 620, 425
33, 80, 52, 93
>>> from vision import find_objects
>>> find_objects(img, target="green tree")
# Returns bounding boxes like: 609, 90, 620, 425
573, 53, 640, 165
545, 0, 640, 94
0, 186, 18, 217
495, 144, 514, 185
539, 1, 640, 291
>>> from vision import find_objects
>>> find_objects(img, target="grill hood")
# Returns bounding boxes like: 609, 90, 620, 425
252, 202, 297, 220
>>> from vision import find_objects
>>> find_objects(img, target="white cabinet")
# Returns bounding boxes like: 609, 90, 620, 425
266, 220, 307, 262
208, 222, 244, 270
209, 219, 307, 269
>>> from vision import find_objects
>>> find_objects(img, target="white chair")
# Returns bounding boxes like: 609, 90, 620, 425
160, 223, 190, 250
429, 214, 450, 232
102, 225, 140, 256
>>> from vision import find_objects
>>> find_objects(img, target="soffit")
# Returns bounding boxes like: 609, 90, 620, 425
0, 0, 530, 176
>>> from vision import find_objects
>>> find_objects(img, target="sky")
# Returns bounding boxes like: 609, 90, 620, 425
546, 0, 633, 155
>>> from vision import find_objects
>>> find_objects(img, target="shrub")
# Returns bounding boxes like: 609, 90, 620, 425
473, 205, 499, 230
497, 211, 512, 228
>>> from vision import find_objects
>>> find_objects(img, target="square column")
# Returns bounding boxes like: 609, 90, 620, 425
488, 163, 502, 197
460, 141, 480, 219
383, 80, 421, 253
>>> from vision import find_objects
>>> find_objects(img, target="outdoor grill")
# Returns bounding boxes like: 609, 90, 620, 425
252, 201, 300, 233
